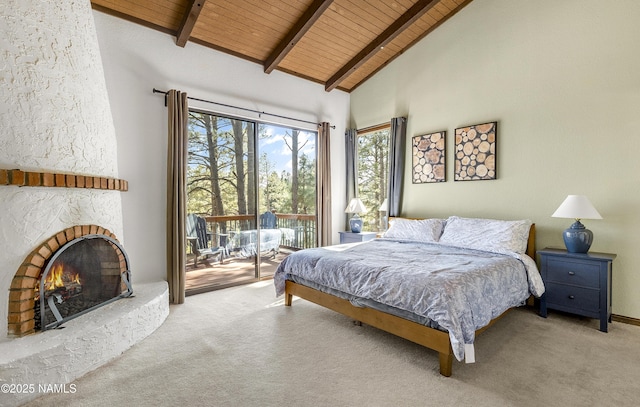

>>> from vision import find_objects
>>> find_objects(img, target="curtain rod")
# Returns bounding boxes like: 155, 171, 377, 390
153, 88, 334, 129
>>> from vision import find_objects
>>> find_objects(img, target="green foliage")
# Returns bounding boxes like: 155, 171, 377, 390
187, 112, 242, 216
297, 153, 316, 214
187, 165, 213, 214
261, 169, 289, 213
357, 129, 390, 231
186, 111, 317, 221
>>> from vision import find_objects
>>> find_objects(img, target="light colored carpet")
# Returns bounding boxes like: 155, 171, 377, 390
23, 280, 640, 407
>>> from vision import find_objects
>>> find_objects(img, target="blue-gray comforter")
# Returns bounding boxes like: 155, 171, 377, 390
274, 239, 545, 361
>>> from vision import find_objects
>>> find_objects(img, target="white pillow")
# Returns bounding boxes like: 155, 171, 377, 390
382, 218, 445, 243
439, 216, 532, 254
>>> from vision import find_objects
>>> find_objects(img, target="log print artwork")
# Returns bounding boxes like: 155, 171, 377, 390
412, 131, 446, 183
454, 122, 497, 181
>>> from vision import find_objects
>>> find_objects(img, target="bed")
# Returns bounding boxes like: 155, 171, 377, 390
274, 216, 545, 377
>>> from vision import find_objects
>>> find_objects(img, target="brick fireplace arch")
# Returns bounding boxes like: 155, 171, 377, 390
8, 225, 127, 337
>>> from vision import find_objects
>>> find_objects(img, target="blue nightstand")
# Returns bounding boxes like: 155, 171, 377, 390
538, 248, 616, 332
338, 231, 377, 244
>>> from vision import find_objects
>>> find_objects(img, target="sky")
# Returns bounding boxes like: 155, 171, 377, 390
259, 124, 316, 174
188, 114, 317, 174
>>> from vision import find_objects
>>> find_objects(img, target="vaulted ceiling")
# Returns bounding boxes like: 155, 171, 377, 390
91, 0, 472, 92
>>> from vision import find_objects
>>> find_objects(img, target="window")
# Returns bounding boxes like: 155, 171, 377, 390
186, 110, 317, 292
356, 125, 390, 232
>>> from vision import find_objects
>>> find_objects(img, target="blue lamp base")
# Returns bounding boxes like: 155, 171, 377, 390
349, 215, 363, 233
562, 220, 593, 253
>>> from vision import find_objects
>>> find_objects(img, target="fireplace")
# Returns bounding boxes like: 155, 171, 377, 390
8, 225, 132, 337
0, 2, 170, 404
35, 234, 132, 331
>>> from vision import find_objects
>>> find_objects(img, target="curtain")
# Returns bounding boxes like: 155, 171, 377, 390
317, 122, 332, 246
387, 117, 407, 218
344, 128, 357, 231
166, 89, 188, 304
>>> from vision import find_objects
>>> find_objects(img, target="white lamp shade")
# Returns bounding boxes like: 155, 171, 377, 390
379, 198, 388, 211
551, 195, 602, 220
345, 198, 367, 214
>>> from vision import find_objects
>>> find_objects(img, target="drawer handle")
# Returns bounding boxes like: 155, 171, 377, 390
568, 271, 575, 276
568, 295, 575, 300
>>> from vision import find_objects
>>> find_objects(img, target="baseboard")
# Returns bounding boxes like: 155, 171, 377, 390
612, 314, 640, 327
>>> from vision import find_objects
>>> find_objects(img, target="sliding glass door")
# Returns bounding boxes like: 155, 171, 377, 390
185, 111, 317, 294
257, 123, 317, 277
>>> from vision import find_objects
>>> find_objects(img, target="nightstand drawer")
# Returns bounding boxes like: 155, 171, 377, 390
545, 282, 600, 312
538, 248, 616, 332
341, 234, 364, 243
339, 231, 377, 244
546, 258, 600, 287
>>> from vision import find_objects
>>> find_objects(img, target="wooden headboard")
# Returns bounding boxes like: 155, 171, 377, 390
526, 224, 536, 259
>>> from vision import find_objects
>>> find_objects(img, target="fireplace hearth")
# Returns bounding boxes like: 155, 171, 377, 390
34, 234, 133, 331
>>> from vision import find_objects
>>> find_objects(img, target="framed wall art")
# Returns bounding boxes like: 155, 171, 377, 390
454, 121, 497, 181
412, 131, 446, 184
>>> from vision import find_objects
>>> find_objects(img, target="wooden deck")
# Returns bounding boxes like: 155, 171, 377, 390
185, 249, 292, 295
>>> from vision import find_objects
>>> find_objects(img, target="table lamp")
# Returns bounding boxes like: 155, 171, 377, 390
551, 195, 602, 253
345, 198, 367, 233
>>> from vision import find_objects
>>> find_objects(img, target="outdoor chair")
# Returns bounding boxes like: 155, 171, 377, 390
260, 211, 277, 229
186, 214, 225, 267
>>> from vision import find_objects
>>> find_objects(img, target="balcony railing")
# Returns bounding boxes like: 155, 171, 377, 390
202, 213, 317, 251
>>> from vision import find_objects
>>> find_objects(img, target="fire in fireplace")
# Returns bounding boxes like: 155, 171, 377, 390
8, 225, 133, 337
34, 234, 133, 331
35, 262, 82, 311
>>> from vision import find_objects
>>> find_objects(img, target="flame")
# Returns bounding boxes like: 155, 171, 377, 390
45, 264, 65, 291
35, 262, 82, 300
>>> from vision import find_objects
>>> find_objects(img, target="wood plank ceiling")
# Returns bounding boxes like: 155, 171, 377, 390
91, 0, 473, 92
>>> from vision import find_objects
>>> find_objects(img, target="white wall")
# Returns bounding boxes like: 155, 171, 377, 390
351, 0, 640, 319
0, 0, 123, 339
93, 11, 350, 284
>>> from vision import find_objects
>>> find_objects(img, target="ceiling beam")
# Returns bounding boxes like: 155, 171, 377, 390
176, 0, 206, 47
324, 0, 439, 92
264, 0, 334, 74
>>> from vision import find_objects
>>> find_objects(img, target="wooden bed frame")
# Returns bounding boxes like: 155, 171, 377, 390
283, 224, 536, 377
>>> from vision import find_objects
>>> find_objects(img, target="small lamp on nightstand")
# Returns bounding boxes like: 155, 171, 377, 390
345, 198, 367, 233
551, 195, 602, 253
